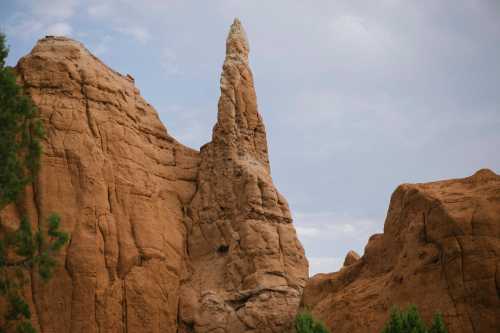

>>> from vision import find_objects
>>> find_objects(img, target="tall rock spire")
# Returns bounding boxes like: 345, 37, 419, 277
179, 20, 308, 333
225, 18, 249, 59
6, 21, 308, 333
215, 18, 270, 171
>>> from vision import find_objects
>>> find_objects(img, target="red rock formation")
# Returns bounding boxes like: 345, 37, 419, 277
6, 35, 200, 333
303, 169, 500, 333
6, 17, 497, 333
1, 19, 308, 333
343, 250, 360, 267
178, 19, 308, 333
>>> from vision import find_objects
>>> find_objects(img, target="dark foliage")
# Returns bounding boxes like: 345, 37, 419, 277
295, 310, 330, 333
0, 32, 69, 333
0, 33, 43, 210
382, 305, 448, 333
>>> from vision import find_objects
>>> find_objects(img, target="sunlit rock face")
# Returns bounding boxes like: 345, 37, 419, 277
179, 19, 308, 333
303, 169, 500, 333
4, 19, 308, 333
12, 16, 496, 333
9, 35, 200, 333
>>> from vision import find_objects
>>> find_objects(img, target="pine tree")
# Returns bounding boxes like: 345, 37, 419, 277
295, 310, 330, 333
382, 307, 404, 333
381, 305, 448, 333
429, 313, 448, 333
402, 305, 427, 333
0, 35, 43, 209
0, 32, 69, 333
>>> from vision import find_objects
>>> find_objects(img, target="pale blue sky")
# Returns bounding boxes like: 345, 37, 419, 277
2, 0, 499, 275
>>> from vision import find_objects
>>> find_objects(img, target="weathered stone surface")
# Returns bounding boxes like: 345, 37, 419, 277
302, 169, 500, 333
343, 250, 360, 267
10, 17, 496, 333
5, 36, 199, 333
178, 19, 308, 333
1, 19, 308, 333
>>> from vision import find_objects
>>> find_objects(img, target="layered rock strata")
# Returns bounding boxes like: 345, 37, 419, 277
6, 35, 201, 333
303, 169, 500, 333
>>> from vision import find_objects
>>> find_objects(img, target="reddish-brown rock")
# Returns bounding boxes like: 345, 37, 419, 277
302, 169, 500, 333
179, 19, 308, 333
343, 250, 360, 267
4, 35, 201, 333
1, 19, 308, 333
7, 17, 497, 333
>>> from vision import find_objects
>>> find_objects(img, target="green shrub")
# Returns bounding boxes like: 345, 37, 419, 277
382, 305, 448, 333
0, 35, 43, 210
295, 310, 330, 333
429, 313, 448, 333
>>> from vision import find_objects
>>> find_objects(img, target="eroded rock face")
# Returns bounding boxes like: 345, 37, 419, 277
2, 19, 308, 333
303, 169, 500, 333
342, 250, 360, 267
178, 19, 308, 333
7, 36, 199, 333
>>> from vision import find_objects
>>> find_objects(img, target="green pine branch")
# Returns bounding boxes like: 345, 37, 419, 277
0, 32, 69, 333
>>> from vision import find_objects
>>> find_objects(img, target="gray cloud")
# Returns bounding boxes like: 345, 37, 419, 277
3, 0, 77, 38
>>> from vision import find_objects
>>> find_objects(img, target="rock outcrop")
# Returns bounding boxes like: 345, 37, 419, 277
178, 19, 308, 333
302, 169, 500, 333
6, 34, 200, 333
1, 19, 308, 333
342, 250, 360, 267
5, 17, 497, 333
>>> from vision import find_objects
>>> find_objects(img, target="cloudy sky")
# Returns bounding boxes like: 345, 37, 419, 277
2, 0, 499, 275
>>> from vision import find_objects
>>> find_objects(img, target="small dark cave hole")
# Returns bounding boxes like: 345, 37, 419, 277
217, 244, 229, 254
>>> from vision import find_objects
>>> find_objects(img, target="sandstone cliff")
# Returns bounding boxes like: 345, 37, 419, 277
1, 19, 308, 333
8, 34, 200, 333
3, 18, 498, 333
303, 169, 500, 333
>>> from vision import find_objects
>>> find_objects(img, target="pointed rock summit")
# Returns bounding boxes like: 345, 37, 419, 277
179, 20, 308, 332
343, 250, 360, 267
5, 22, 308, 333
215, 18, 270, 171
4, 18, 498, 333
226, 18, 250, 59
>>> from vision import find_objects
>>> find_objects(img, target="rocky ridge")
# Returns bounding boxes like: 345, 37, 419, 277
303, 169, 500, 333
